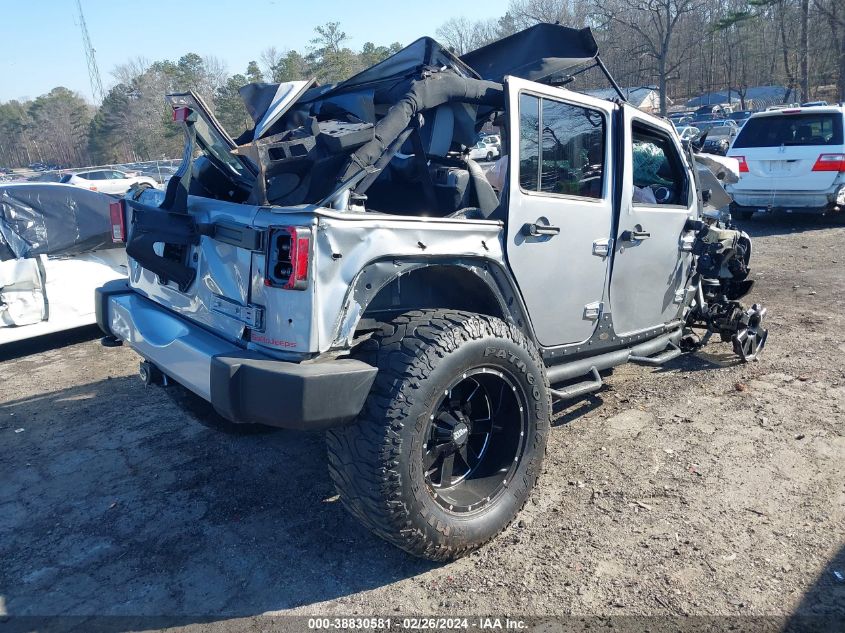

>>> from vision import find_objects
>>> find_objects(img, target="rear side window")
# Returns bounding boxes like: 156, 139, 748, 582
734, 113, 844, 148
519, 93, 606, 199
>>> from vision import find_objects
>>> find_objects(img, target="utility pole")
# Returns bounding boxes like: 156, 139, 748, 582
75, 0, 105, 104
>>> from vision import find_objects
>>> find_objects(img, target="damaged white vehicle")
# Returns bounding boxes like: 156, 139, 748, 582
0, 184, 127, 344
96, 24, 767, 560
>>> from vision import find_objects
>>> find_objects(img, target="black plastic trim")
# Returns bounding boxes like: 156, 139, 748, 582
210, 353, 378, 430
95, 279, 131, 336
212, 221, 265, 251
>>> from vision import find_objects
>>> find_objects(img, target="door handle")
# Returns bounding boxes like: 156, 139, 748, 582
621, 228, 651, 242
522, 222, 561, 237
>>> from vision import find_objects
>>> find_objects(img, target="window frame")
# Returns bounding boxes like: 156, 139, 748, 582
629, 120, 692, 209
517, 89, 609, 203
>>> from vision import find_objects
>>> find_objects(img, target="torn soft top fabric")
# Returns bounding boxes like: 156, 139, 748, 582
0, 184, 120, 261
460, 23, 599, 83
338, 70, 504, 182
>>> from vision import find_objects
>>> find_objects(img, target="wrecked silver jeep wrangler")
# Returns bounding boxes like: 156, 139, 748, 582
96, 24, 767, 560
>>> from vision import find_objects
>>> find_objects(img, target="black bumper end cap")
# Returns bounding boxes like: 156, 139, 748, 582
95, 279, 131, 337
210, 353, 378, 431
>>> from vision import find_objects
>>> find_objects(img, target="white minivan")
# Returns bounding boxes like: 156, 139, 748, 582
726, 105, 845, 219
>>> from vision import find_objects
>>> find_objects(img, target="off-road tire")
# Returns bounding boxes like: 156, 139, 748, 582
326, 310, 551, 561
486, 151, 494, 161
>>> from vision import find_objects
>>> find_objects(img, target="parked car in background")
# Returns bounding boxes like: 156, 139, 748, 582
61, 169, 158, 195
694, 103, 734, 118
726, 105, 845, 219
1, 184, 127, 344
467, 138, 500, 161
675, 125, 701, 141
480, 133, 502, 153
139, 165, 178, 185
693, 119, 738, 135
728, 110, 754, 127
699, 124, 739, 155
27, 172, 64, 183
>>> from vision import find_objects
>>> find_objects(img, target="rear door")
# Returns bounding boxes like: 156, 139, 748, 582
505, 77, 615, 347
609, 106, 696, 336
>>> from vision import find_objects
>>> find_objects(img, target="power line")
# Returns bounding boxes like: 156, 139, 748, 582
75, 0, 105, 104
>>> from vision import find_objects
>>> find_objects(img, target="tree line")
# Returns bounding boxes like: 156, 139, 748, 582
1, 0, 843, 169
438, 0, 845, 115
0, 22, 401, 169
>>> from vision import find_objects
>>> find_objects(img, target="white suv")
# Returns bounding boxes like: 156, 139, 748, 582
726, 105, 845, 219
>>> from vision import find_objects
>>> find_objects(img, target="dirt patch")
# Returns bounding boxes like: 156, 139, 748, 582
0, 217, 843, 626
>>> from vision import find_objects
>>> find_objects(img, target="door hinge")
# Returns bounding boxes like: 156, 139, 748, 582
583, 301, 603, 320
674, 288, 688, 304
592, 238, 613, 257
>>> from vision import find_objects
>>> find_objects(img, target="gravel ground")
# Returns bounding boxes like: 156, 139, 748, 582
0, 216, 843, 629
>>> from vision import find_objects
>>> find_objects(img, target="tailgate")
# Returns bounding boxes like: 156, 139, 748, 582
126, 191, 263, 343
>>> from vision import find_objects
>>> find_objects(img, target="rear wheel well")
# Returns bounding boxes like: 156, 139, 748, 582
357, 265, 506, 332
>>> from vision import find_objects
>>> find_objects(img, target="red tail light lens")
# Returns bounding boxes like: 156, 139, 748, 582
733, 155, 749, 173
812, 154, 845, 172
109, 200, 126, 243
172, 107, 194, 122
265, 226, 311, 290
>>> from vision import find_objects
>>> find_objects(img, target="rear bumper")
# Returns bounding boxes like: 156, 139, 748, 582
730, 201, 840, 216
727, 186, 845, 214
95, 282, 377, 430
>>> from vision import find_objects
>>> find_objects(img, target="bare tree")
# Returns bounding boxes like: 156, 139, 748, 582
814, 0, 845, 100
111, 57, 150, 87
800, 0, 810, 101
436, 17, 478, 55
260, 46, 284, 80
594, 0, 705, 114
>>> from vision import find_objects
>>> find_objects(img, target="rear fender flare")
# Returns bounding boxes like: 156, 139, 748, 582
331, 257, 535, 349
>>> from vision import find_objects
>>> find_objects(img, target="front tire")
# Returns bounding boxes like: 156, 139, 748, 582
326, 310, 551, 561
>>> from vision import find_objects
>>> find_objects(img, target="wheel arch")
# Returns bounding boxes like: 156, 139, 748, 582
331, 257, 534, 348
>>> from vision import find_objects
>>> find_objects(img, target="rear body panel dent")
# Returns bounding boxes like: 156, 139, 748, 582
308, 214, 507, 351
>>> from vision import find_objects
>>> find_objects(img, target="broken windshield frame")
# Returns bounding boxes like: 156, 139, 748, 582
166, 92, 257, 184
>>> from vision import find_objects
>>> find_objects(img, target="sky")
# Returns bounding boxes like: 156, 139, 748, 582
0, 0, 512, 104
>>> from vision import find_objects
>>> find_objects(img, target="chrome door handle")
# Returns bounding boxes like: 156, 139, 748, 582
621, 228, 651, 242
522, 222, 561, 237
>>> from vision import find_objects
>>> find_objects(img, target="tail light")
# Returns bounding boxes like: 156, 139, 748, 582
109, 199, 127, 243
733, 155, 749, 173
812, 154, 845, 172
265, 226, 311, 290
172, 107, 194, 122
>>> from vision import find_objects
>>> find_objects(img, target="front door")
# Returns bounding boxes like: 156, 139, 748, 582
505, 78, 615, 347
609, 105, 696, 336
